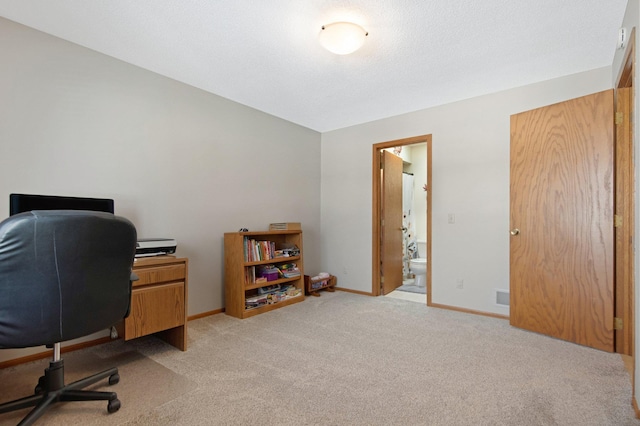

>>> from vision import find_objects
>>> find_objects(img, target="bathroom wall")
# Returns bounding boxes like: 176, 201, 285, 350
404, 143, 428, 247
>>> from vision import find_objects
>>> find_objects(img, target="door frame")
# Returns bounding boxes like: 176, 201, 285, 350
614, 26, 635, 370
615, 86, 633, 356
372, 135, 432, 300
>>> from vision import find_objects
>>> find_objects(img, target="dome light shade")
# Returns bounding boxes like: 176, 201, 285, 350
319, 22, 368, 55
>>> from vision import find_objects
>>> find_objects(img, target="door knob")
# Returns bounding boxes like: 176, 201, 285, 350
510, 228, 520, 236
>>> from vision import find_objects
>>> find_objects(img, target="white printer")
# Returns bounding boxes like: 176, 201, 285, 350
135, 238, 177, 257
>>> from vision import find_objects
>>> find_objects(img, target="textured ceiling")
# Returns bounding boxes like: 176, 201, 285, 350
0, 0, 629, 132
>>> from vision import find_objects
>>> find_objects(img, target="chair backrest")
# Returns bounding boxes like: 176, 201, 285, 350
0, 210, 137, 348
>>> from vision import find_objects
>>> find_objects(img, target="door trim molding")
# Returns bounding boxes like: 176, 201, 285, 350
615, 86, 633, 356
614, 26, 636, 412
372, 135, 432, 301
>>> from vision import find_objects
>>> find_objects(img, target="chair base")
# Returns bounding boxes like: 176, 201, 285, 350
0, 358, 121, 426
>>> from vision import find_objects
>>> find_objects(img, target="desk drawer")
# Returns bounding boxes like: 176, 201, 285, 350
125, 282, 185, 339
133, 264, 186, 287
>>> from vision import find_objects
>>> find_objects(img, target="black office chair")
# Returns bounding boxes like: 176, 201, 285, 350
0, 210, 137, 425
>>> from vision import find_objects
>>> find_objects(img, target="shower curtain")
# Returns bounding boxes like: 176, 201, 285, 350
402, 173, 417, 278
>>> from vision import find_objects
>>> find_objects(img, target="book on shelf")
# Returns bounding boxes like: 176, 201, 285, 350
243, 238, 300, 262
243, 237, 277, 262
244, 266, 256, 284
277, 263, 300, 278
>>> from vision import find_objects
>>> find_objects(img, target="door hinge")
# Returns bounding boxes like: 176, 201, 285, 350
615, 112, 624, 125
614, 317, 623, 330
381, 276, 384, 284
614, 215, 623, 228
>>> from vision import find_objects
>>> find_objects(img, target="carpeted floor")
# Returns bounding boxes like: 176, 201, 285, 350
0, 291, 637, 425
0, 346, 195, 425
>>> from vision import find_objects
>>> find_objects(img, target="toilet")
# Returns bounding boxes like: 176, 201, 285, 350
409, 241, 427, 287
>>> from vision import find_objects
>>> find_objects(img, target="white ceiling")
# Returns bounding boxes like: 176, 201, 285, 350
0, 0, 629, 132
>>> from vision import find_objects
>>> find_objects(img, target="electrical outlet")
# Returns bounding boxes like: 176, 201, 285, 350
456, 279, 464, 289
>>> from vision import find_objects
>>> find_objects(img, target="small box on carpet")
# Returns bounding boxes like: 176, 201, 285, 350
304, 274, 336, 297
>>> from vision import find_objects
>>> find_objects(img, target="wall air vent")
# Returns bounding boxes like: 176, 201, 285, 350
495, 289, 510, 307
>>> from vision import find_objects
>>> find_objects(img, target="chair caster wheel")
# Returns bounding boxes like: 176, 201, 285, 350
109, 373, 120, 385
108, 398, 121, 413
34, 376, 46, 394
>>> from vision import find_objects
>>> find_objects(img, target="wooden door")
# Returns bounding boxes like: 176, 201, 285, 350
381, 150, 403, 295
510, 90, 614, 352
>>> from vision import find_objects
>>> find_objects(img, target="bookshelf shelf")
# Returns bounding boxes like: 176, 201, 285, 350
244, 276, 300, 291
244, 255, 301, 267
224, 230, 305, 319
242, 294, 304, 318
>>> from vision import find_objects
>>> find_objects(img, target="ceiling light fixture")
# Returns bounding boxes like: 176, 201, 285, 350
319, 22, 368, 55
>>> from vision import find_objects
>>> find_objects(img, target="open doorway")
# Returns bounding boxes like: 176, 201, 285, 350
372, 135, 432, 303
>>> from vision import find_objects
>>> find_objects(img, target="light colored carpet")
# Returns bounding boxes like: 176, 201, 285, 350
0, 291, 637, 425
0, 344, 195, 425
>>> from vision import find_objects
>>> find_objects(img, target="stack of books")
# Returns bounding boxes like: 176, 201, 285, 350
278, 263, 300, 278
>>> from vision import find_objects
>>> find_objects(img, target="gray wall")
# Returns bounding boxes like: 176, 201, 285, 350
0, 17, 321, 360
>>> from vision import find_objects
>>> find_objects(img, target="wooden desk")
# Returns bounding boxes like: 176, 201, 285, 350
120, 256, 188, 351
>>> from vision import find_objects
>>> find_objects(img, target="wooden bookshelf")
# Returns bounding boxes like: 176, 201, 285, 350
224, 230, 304, 319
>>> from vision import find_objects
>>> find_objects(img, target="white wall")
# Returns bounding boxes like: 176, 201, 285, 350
404, 144, 427, 245
0, 17, 321, 360
321, 67, 612, 315
612, 0, 639, 411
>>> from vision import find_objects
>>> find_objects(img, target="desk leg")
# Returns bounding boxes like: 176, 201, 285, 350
156, 326, 187, 351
